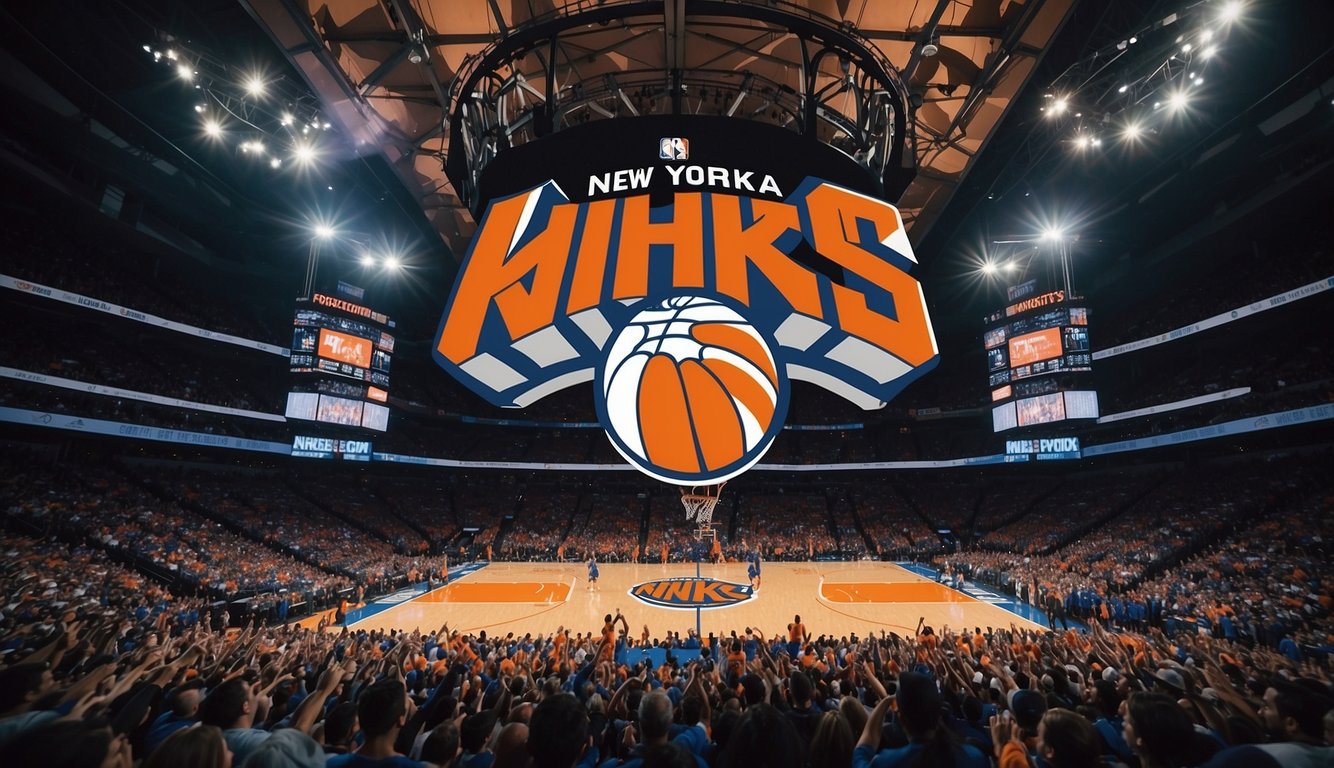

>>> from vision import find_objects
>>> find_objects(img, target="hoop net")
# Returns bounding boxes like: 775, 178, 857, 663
681, 482, 726, 539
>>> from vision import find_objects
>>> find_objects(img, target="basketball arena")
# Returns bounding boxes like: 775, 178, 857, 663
1, 1, 1331, 767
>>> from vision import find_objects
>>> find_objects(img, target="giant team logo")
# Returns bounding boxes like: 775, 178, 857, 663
433, 139, 939, 485
629, 577, 753, 610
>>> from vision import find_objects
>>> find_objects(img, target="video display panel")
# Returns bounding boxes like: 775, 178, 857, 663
289, 297, 394, 433
1064, 390, 1100, 420
1016, 392, 1066, 427
362, 402, 390, 432
316, 394, 364, 427
285, 392, 318, 420
992, 401, 1018, 432
1008, 328, 1063, 367
318, 328, 372, 368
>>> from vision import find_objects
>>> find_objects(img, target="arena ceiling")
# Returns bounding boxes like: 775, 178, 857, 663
242, 0, 1076, 260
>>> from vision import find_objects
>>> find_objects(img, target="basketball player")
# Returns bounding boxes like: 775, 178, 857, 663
747, 551, 762, 589
587, 555, 600, 591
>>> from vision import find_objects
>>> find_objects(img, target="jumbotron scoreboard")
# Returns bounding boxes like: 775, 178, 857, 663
285, 289, 394, 433
983, 282, 1098, 434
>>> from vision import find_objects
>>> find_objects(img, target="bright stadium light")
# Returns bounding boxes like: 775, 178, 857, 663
1202, 45, 1218, 59
1042, 227, 1064, 242
360, 254, 376, 267
269, 158, 281, 169
280, 112, 294, 126
1219, 1, 1243, 24
1047, 98, 1068, 118
177, 64, 194, 82
313, 223, 336, 240
981, 262, 998, 275
1122, 122, 1143, 141
293, 143, 317, 165
203, 119, 222, 138
1169, 90, 1190, 111
383, 255, 402, 271
165, 49, 178, 61
1004, 262, 1018, 272
244, 75, 266, 97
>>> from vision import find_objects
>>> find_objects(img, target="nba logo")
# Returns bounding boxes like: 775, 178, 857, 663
659, 137, 689, 160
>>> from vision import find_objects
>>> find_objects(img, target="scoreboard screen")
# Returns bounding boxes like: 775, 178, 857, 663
287, 293, 394, 433
984, 288, 1097, 432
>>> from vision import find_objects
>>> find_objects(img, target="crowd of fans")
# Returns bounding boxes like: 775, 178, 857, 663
1, 555, 1329, 768
2, 442, 1331, 768
935, 455, 1330, 658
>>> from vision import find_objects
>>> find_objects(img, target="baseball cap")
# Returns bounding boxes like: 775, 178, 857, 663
1007, 690, 1048, 731
1155, 668, 1186, 693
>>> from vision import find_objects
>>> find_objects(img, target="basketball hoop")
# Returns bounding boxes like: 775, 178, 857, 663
681, 482, 726, 537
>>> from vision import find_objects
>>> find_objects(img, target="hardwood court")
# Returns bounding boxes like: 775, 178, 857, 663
346, 561, 1043, 639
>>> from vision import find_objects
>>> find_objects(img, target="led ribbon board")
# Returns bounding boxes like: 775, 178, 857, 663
434, 117, 939, 485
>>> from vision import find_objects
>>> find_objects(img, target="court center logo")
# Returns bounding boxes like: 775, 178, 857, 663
629, 576, 753, 610
433, 136, 939, 485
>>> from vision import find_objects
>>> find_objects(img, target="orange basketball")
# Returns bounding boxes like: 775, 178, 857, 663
599, 296, 785, 484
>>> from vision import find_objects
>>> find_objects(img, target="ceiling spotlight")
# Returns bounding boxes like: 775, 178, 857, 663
193, 104, 204, 113
177, 65, 194, 82
280, 112, 294, 126
384, 255, 402, 270
921, 35, 940, 58
1169, 90, 1189, 111
1128, 36, 1138, 44
203, 120, 222, 138
1200, 30, 1214, 43
1123, 122, 1143, 140
1042, 227, 1064, 241
165, 49, 178, 61
153, 51, 161, 61
1047, 98, 1067, 118
1194, 76, 1204, 86
1118, 84, 1128, 93
293, 143, 317, 164
360, 254, 376, 267
245, 76, 266, 97
1004, 262, 1018, 272
1182, 43, 1193, 53
321, 122, 331, 130
269, 158, 281, 169
1219, 1, 1243, 24
981, 262, 998, 275
1202, 45, 1218, 59
313, 224, 335, 240
1074, 135, 1091, 149
143, 44, 152, 53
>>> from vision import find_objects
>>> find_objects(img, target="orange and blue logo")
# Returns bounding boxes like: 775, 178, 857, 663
433, 139, 939, 485
629, 577, 753, 610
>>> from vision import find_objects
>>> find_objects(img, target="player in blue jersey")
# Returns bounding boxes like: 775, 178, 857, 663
587, 555, 600, 591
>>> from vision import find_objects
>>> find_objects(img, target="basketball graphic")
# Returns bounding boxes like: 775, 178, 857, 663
597, 295, 787, 485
